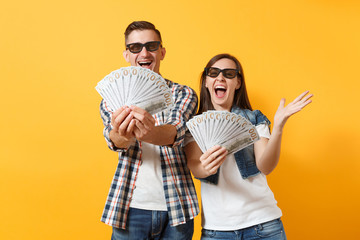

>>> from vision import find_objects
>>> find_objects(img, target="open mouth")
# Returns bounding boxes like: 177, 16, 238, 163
138, 61, 152, 68
214, 85, 227, 98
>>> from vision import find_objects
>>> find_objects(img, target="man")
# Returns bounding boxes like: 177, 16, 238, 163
99, 21, 199, 240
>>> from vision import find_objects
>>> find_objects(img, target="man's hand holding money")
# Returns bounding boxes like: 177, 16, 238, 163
110, 106, 136, 149
130, 105, 177, 146
129, 106, 156, 142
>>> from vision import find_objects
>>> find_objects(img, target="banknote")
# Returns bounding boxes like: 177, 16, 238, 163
186, 111, 260, 154
95, 66, 173, 115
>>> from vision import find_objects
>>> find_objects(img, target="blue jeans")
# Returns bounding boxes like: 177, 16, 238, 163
111, 207, 194, 240
201, 218, 286, 240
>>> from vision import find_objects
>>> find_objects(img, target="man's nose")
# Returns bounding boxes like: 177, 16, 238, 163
138, 46, 151, 57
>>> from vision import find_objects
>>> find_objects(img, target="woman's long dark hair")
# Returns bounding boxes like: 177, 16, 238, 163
197, 53, 253, 114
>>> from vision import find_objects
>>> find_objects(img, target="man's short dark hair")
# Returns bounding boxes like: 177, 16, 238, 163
124, 21, 162, 44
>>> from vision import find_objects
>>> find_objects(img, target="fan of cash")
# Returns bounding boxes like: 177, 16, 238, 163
186, 111, 260, 154
95, 66, 174, 115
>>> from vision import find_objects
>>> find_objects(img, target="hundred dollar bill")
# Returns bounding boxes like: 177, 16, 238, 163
186, 111, 260, 154
95, 66, 174, 114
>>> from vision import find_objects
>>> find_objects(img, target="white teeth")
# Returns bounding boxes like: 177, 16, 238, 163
215, 86, 226, 90
138, 61, 152, 67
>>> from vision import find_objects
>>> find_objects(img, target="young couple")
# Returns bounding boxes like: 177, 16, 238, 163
99, 21, 313, 240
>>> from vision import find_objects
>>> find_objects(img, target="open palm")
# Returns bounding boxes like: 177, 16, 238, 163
274, 91, 313, 130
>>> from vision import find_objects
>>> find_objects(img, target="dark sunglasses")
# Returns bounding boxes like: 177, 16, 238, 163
126, 41, 161, 53
204, 67, 240, 79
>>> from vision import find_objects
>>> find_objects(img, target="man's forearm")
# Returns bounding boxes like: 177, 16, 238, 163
143, 124, 177, 146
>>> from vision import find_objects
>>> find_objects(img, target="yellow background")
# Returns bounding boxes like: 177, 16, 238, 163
1, 0, 360, 239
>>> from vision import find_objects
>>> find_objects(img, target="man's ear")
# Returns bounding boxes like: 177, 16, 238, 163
160, 47, 166, 60
123, 50, 130, 63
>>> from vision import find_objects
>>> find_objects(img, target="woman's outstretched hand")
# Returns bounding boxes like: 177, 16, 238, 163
273, 90, 313, 131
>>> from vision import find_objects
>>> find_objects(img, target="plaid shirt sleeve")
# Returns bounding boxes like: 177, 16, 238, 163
99, 100, 126, 152
164, 81, 198, 147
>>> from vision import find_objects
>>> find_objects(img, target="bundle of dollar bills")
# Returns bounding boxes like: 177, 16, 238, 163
96, 66, 173, 115
186, 111, 260, 154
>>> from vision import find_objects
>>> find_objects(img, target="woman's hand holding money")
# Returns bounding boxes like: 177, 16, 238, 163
199, 145, 228, 176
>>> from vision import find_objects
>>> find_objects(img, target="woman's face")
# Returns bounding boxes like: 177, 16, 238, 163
205, 58, 241, 111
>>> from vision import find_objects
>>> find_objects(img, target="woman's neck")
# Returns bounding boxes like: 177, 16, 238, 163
213, 105, 231, 112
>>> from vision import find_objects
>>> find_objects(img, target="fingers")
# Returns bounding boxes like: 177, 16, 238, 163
285, 91, 313, 108
292, 91, 313, 110
111, 106, 131, 129
132, 118, 154, 141
293, 90, 310, 102
118, 112, 134, 136
129, 105, 155, 127
126, 119, 136, 135
134, 118, 148, 131
201, 145, 223, 160
200, 146, 228, 175
300, 91, 313, 101
203, 151, 227, 175
299, 97, 313, 110
286, 91, 314, 116
111, 107, 124, 124
274, 91, 313, 129
132, 120, 141, 138
112, 106, 154, 141
278, 98, 286, 109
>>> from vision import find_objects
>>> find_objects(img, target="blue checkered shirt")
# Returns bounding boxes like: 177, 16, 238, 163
99, 79, 199, 229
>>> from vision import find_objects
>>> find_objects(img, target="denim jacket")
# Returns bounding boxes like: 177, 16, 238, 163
200, 106, 271, 184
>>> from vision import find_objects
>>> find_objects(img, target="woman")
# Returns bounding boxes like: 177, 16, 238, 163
185, 53, 313, 240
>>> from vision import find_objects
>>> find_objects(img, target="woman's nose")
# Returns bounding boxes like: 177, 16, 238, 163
216, 72, 225, 81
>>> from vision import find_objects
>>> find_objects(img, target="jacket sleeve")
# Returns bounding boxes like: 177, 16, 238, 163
253, 110, 271, 126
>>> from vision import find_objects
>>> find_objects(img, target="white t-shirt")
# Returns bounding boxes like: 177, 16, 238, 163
186, 124, 282, 230
129, 142, 167, 211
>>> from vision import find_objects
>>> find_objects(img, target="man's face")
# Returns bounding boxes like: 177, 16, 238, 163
123, 30, 166, 74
